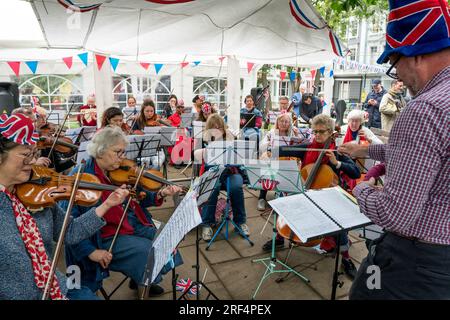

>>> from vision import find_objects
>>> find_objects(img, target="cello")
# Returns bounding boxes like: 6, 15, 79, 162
276, 133, 338, 246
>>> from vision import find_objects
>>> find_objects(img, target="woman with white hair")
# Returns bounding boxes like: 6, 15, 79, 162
77, 94, 97, 127
62, 126, 183, 298
340, 110, 382, 146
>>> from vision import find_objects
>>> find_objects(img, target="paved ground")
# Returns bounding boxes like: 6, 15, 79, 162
99, 165, 370, 300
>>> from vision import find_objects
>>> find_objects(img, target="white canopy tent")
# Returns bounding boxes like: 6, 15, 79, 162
0, 0, 345, 129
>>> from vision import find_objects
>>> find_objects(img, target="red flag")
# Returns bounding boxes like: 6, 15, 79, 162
280, 71, 287, 81
63, 57, 73, 69
95, 54, 107, 70
7, 62, 21, 77
310, 69, 317, 80
140, 62, 150, 70
219, 56, 226, 62
180, 62, 189, 68
247, 62, 255, 74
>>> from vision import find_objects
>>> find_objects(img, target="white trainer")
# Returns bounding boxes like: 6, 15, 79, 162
238, 223, 250, 236
202, 226, 213, 241
257, 199, 267, 211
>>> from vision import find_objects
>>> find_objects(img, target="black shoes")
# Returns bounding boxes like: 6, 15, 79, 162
262, 238, 284, 252
129, 279, 165, 297
341, 258, 357, 280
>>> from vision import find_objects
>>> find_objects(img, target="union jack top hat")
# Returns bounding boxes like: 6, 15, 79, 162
0, 113, 39, 145
377, 0, 450, 64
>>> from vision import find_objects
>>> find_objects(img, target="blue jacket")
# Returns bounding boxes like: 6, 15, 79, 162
61, 157, 160, 292
363, 88, 387, 128
298, 96, 323, 124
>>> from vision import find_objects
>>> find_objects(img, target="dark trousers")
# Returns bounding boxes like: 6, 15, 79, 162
350, 232, 450, 300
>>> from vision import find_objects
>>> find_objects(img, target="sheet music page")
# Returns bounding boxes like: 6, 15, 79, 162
268, 194, 340, 243
150, 190, 202, 283
305, 187, 371, 229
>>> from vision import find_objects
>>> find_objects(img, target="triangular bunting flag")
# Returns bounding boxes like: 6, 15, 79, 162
95, 54, 107, 70
180, 62, 189, 68
109, 57, 120, 72
140, 62, 150, 70
25, 61, 38, 74
154, 63, 163, 75
280, 71, 287, 81
329, 70, 334, 77
319, 66, 325, 76
219, 56, 226, 62
7, 62, 21, 77
310, 69, 317, 81
289, 71, 296, 82
193, 61, 201, 66
247, 62, 255, 74
78, 52, 88, 66
63, 57, 73, 69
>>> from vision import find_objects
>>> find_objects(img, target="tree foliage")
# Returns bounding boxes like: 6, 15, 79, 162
311, 0, 389, 38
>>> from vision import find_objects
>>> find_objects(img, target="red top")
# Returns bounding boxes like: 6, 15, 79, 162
168, 112, 181, 127
78, 105, 97, 126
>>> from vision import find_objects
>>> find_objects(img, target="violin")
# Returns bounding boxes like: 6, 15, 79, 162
37, 136, 79, 154
109, 159, 187, 192
16, 166, 131, 211
276, 129, 339, 247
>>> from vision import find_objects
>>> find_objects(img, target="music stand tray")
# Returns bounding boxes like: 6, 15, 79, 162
126, 134, 161, 164
181, 114, 195, 129
240, 113, 257, 128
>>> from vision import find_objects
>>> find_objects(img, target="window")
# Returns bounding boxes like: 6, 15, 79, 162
348, 19, 358, 38
112, 75, 171, 113
279, 81, 289, 97
370, 16, 383, 34
193, 77, 228, 110
349, 48, 357, 61
17, 75, 84, 112
370, 46, 378, 65
339, 81, 350, 100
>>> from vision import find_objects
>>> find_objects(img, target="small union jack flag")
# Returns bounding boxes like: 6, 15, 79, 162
378, 0, 450, 63
175, 278, 201, 295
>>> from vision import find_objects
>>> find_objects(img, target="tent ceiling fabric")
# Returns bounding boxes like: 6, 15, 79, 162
2, 0, 344, 66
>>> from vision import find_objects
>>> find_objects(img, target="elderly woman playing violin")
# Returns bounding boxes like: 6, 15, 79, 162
275, 114, 361, 280
62, 126, 183, 298
0, 114, 129, 300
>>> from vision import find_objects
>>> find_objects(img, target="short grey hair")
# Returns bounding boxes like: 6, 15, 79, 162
87, 126, 128, 158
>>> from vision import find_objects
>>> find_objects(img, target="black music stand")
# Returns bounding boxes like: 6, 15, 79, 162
143, 127, 177, 177
126, 134, 161, 166
204, 140, 256, 250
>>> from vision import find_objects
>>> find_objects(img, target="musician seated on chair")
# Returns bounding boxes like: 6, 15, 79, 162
340, 110, 383, 146
267, 114, 361, 280
257, 113, 304, 211
167, 99, 185, 128
240, 95, 263, 141
196, 101, 216, 123
0, 114, 127, 300
77, 94, 97, 127
101, 107, 133, 135
194, 114, 250, 242
61, 126, 183, 298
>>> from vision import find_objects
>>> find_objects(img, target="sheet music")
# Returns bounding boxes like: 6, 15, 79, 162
305, 187, 371, 229
192, 167, 224, 207
126, 134, 160, 159
268, 187, 370, 242
150, 190, 202, 283
269, 194, 340, 243
245, 160, 303, 194
65, 126, 97, 143
205, 140, 256, 166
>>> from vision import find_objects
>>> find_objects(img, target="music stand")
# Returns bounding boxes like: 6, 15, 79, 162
46, 110, 66, 126
204, 140, 256, 250
66, 126, 97, 144
75, 141, 90, 165
177, 167, 224, 300
126, 134, 160, 166
240, 113, 257, 128
143, 127, 177, 177
180, 113, 195, 129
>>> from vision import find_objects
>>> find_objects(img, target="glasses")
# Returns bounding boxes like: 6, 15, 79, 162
312, 129, 330, 135
9, 149, 40, 165
386, 55, 401, 79
113, 149, 126, 158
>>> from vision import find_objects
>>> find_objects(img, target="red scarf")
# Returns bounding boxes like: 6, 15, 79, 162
343, 126, 366, 144
1, 187, 66, 300
302, 139, 336, 168
94, 161, 153, 239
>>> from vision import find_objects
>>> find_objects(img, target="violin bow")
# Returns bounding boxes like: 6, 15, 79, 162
48, 101, 75, 159
42, 164, 84, 300
108, 166, 146, 254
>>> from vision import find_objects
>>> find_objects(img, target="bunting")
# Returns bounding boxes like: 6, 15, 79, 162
280, 71, 287, 81
180, 62, 189, 68
95, 54, 107, 70
109, 57, 120, 72
247, 62, 255, 74
78, 52, 89, 66
289, 71, 296, 82
25, 61, 38, 74
63, 57, 73, 69
192, 61, 201, 66
140, 62, 150, 70
154, 63, 164, 74
7, 62, 21, 77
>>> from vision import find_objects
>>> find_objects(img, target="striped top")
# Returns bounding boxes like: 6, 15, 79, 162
353, 66, 450, 245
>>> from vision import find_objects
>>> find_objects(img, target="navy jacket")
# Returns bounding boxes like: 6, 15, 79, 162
279, 143, 361, 180
363, 88, 387, 129
61, 157, 160, 292
298, 96, 323, 124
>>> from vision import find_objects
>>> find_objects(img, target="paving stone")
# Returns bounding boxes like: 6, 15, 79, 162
349, 240, 369, 265
199, 239, 241, 264
153, 280, 233, 300
213, 254, 322, 300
